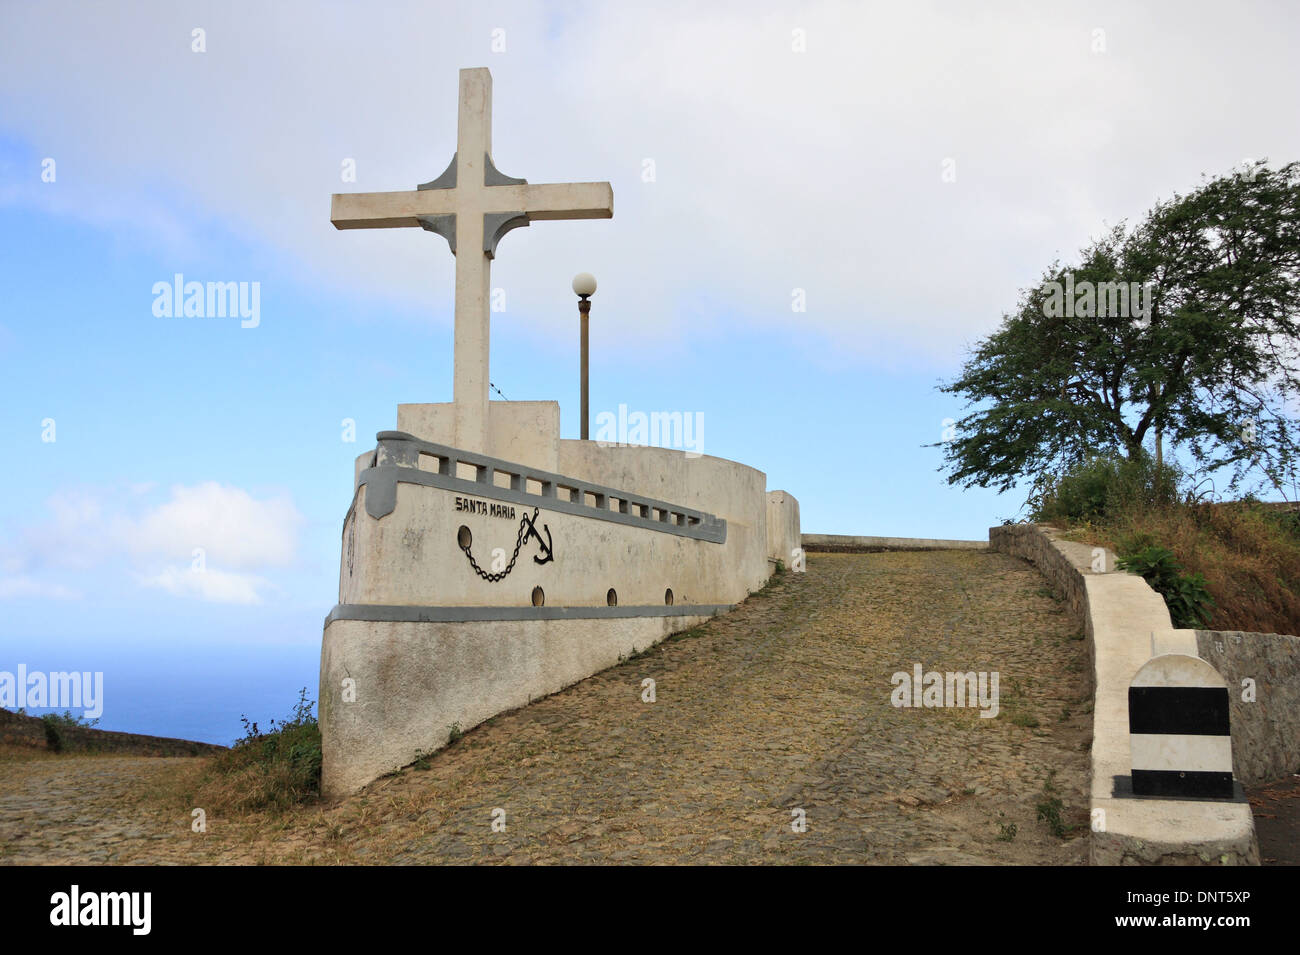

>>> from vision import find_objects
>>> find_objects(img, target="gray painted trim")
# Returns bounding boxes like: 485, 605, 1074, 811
418, 154, 457, 190
417, 214, 456, 253
484, 153, 527, 187
359, 431, 727, 543
358, 465, 727, 542
325, 602, 731, 626
484, 211, 530, 258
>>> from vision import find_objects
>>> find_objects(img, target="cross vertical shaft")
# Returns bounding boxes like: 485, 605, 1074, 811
330, 66, 613, 455
452, 69, 493, 452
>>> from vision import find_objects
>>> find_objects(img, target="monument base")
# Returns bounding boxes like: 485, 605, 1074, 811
320, 610, 721, 799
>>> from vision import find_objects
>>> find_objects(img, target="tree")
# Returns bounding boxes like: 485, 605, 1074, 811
937, 161, 1300, 503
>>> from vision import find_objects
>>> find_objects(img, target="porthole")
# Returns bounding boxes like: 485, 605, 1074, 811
664, 588, 674, 606
607, 588, 618, 607
531, 586, 545, 607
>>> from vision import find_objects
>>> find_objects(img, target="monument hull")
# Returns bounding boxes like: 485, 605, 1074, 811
321, 429, 796, 796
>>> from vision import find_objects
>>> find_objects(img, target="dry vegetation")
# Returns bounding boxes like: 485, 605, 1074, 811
176, 688, 322, 816
1059, 501, 1300, 636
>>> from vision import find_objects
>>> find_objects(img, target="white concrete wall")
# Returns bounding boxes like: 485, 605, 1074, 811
353, 449, 375, 489
320, 612, 717, 798
398, 400, 561, 472
383, 407, 772, 605
558, 440, 771, 601
340, 478, 740, 608
766, 491, 801, 566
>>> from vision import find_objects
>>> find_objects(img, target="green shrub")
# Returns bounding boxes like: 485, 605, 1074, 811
41, 715, 63, 753
1036, 796, 1068, 837
37, 710, 100, 753
1117, 545, 1216, 628
1033, 457, 1114, 522
1261, 504, 1300, 541
1033, 451, 1182, 523
191, 688, 321, 813
40, 709, 101, 728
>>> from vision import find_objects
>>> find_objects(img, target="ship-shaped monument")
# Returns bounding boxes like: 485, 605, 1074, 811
322, 67, 800, 797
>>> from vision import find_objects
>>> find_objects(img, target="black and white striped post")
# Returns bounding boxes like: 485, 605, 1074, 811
1128, 653, 1234, 799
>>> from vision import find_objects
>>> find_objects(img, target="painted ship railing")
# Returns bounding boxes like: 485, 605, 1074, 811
356, 431, 727, 544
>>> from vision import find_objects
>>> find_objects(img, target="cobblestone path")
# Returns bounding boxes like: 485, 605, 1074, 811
0, 756, 198, 864
0, 550, 1093, 864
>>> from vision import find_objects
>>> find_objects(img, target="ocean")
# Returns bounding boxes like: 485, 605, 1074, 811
0, 639, 321, 746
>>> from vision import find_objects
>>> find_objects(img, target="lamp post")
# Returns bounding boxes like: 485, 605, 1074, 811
572, 272, 597, 440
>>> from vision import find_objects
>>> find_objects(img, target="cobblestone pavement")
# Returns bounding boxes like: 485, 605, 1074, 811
0, 755, 203, 864
0, 550, 1093, 865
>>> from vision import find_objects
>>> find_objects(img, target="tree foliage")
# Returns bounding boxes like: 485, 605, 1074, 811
938, 161, 1300, 502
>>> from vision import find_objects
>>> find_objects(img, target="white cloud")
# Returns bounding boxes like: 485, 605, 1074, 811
16, 488, 114, 572
0, 575, 80, 601
3, 1, 1297, 368
136, 566, 269, 606
0, 482, 302, 604
129, 482, 301, 569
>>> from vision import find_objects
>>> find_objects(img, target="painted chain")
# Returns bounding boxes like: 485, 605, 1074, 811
461, 507, 539, 583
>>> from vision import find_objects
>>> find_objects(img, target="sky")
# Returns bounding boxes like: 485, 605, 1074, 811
2, 0, 1299, 742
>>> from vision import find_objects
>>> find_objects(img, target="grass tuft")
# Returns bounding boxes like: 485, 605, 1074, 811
185, 688, 321, 814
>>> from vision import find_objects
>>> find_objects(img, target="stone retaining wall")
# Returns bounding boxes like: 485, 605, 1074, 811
0, 707, 226, 756
1196, 630, 1300, 786
987, 524, 1090, 629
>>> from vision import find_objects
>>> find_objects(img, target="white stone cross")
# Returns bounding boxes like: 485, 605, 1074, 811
331, 67, 613, 453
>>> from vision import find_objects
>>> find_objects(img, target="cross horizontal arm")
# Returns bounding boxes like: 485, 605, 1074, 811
330, 190, 458, 230
484, 181, 614, 219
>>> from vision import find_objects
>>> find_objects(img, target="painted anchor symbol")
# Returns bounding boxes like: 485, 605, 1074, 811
522, 510, 554, 564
